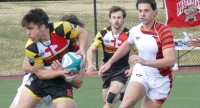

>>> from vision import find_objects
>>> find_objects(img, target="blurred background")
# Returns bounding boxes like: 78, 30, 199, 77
0, 0, 199, 76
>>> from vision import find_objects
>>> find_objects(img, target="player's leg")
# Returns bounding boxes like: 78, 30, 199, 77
119, 65, 148, 108
141, 96, 162, 108
119, 88, 126, 101
103, 88, 109, 104
101, 70, 112, 105
53, 97, 77, 108
119, 81, 146, 108
35, 100, 44, 108
10, 73, 31, 108
17, 89, 41, 108
10, 90, 22, 108
114, 88, 125, 102
103, 81, 124, 108
141, 75, 172, 108
38, 95, 53, 108
17, 74, 44, 108
109, 66, 129, 104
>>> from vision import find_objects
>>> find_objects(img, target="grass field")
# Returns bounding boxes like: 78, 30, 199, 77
0, 72, 200, 108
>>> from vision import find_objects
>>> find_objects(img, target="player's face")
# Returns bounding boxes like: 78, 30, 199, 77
137, 3, 157, 25
109, 11, 125, 30
25, 22, 43, 42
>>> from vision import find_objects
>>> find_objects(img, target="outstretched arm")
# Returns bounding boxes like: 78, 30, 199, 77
76, 26, 88, 67
188, 37, 200, 47
129, 47, 176, 68
99, 40, 133, 75
87, 45, 98, 72
22, 56, 75, 80
51, 60, 84, 89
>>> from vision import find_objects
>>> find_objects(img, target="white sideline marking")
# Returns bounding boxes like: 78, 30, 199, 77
169, 97, 200, 100
175, 76, 200, 78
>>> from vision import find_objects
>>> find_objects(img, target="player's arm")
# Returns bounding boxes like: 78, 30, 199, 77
188, 37, 200, 47
77, 26, 88, 51
69, 69, 85, 89
22, 57, 73, 80
22, 56, 35, 73
51, 60, 84, 88
137, 47, 176, 68
87, 31, 103, 72
87, 45, 98, 72
76, 26, 88, 66
99, 40, 133, 74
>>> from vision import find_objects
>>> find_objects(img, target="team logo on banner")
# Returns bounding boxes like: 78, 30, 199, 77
165, 0, 200, 28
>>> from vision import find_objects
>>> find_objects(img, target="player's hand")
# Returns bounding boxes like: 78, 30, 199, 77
129, 55, 146, 66
125, 69, 132, 77
51, 60, 63, 70
64, 72, 78, 82
87, 64, 97, 73
98, 63, 111, 76
51, 60, 77, 81
188, 37, 200, 47
75, 49, 86, 67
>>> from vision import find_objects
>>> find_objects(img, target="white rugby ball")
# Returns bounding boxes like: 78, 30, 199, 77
61, 52, 83, 73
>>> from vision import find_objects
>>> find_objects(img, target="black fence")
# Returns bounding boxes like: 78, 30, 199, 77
0, 0, 199, 75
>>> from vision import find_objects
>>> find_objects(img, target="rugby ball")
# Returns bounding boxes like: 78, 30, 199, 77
61, 52, 83, 73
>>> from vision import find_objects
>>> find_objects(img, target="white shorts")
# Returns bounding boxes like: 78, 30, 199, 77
130, 64, 172, 104
12, 73, 53, 108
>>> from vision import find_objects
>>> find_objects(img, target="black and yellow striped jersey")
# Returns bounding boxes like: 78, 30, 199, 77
92, 26, 130, 68
25, 21, 79, 67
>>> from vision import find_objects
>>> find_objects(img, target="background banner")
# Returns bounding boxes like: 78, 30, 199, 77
165, 0, 200, 28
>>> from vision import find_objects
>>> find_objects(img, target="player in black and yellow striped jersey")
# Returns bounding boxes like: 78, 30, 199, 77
87, 6, 137, 108
17, 8, 88, 108
10, 14, 85, 108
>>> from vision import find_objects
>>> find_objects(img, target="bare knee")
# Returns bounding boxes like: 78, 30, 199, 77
119, 97, 136, 108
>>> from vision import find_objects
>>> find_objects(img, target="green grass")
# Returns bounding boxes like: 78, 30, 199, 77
1, 72, 200, 108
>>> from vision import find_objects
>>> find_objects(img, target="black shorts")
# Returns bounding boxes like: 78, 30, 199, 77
102, 66, 129, 89
24, 74, 73, 100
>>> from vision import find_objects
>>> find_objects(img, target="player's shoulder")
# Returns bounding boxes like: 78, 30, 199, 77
100, 26, 111, 32
129, 23, 142, 33
155, 21, 171, 34
123, 27, 129, 32
49, 21, 77, 32
98, 26, 111, 36
25, 39, 38, 53
155, 21, 170, 29
123, 27, 129, 35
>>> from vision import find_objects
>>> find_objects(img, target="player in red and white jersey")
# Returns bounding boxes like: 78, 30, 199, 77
99, 0, 176, 108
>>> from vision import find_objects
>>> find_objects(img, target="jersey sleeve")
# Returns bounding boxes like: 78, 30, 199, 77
128, 29, 135, 45
92, 31, 103, 47
63, 22, 79, 39
25, 40, 43, 66
158, 25, 175, 49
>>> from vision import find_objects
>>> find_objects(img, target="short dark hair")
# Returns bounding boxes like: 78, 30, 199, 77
109, 6, 126, 18
21, 8, 49, 28
60, 14, 84, 28
136, 0, 157, 11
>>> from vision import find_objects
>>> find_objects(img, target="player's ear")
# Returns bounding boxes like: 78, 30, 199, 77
154, 10, 157, 17
109, 17, 112, 23
40, 24, 46, 30
123, 17, 126, 23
